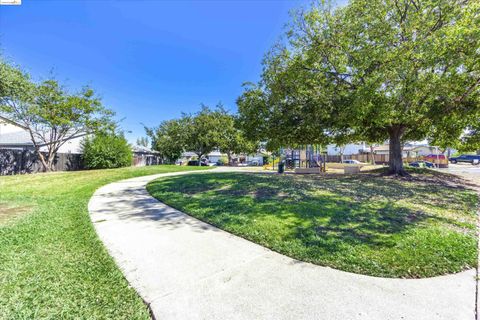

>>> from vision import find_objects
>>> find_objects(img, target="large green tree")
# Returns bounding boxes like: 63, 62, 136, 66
238, 0, 480, 175
0, 60, 114, 171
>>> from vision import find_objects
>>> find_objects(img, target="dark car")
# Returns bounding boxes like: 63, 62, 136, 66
449, 155, 480, 164
187, 160, 208, 166
409, 161, 435, 168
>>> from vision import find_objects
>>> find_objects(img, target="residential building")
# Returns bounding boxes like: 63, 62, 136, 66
0, 115, 85, 153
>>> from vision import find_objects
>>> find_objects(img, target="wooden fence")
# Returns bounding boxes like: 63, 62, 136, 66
326, 154, 391, 164
0, 149, 163, 175
326, 153, 448, 167
0, 149, 83, 175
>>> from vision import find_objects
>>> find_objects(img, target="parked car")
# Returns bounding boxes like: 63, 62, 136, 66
187, 160, 208, 166
449, 154, 480, 164
343, 159, 361, 164
409, 161, 435, 168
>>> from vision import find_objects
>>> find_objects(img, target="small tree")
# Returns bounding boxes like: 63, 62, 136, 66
82, 132, 132, 169
145, 118, 188, 163
183, 105, 226, 165
0, 60, 114, 171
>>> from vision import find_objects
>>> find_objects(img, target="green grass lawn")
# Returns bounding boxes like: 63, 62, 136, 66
0, 165, 208, 319
148, 170, 478, 278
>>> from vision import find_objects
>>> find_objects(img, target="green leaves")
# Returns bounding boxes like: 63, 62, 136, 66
148, 104, 257, 163
81, 133, 132, 169
0, 58, 115, 171
146, 118, 190, 163
238, 0, 480, 168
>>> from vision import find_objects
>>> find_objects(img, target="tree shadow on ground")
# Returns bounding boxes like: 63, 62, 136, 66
148, 172, 476, 254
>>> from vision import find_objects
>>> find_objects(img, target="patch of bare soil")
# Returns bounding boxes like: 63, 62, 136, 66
0, 204, 30, 225
376, 170, 473, 190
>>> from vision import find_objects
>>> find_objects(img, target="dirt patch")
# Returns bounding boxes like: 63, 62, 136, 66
0, 204, 30, 225
250, 188, 285, 199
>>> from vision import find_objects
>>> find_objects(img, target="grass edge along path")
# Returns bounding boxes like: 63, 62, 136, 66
147, 170, 478, 279
0, 165, 209, 320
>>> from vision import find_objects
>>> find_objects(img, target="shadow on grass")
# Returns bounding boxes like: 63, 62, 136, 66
147, 172, 476, 252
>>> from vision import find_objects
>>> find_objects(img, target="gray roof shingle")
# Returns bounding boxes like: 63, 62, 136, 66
0, 130, 33, 146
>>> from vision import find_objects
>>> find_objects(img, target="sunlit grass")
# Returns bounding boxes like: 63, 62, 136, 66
0, 165, 209, 319
148, 170, 478, 278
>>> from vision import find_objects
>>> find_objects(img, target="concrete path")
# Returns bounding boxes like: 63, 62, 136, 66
88, 169, 476, 320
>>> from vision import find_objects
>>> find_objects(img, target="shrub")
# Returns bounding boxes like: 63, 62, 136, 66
217, 156, 228, 166
82, 133, 132, 169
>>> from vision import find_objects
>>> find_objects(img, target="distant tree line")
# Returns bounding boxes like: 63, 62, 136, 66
145, 104, 257, 165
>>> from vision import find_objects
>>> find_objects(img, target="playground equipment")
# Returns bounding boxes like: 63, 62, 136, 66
280, 145, 327, 173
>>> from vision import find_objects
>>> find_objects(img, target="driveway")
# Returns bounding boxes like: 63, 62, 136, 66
88, 168, 476, 320
440, 163, 480, 183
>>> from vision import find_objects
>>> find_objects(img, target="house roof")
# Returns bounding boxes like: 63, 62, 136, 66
370, 145, 418, 152
0, 115, 32, 146
0, 115, 28, 130
0, 130, 33, 146
132, 145, 160, 154
207, 151, 225, 157
182, 151, 197, 157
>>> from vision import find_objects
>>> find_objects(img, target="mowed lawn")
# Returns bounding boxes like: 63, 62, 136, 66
0, 165, 208, 319
148, 170, 478, 278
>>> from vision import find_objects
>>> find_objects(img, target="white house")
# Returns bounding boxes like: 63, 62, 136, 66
206, 151, 225, 164
327, 143, 367, 155
0, 116, 33, 150
179, 150, 266, 166
0, 115, 85, 153
410, 145, 438, 156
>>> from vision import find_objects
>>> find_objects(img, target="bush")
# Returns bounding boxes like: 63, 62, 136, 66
82, 133, 132, 169
217, 156, 228, 166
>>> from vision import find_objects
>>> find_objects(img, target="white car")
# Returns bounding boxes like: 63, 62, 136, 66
343, 159, 361, 164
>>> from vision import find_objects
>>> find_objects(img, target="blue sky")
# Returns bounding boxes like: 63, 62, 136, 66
1, 0, 316, 143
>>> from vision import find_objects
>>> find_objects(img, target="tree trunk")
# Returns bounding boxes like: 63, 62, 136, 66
370, 146, 376, 165
46, 156, 56, 172
36, 148, 51, 172
227, 152, 232, 166
388, 126, 407, 176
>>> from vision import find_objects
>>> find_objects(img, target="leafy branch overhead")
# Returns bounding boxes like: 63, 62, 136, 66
237, 0, 480, 175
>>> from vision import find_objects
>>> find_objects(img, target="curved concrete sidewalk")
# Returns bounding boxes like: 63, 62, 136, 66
88, 169, 475, 320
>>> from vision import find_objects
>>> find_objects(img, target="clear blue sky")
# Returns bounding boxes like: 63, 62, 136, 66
0, 0, 328, 143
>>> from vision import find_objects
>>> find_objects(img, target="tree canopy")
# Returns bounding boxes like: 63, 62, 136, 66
0, 59, 114, 171
145, 117, 189, 163
147, 105, 258, 164
238, 0, 480, 175
82, 131, 132, 169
